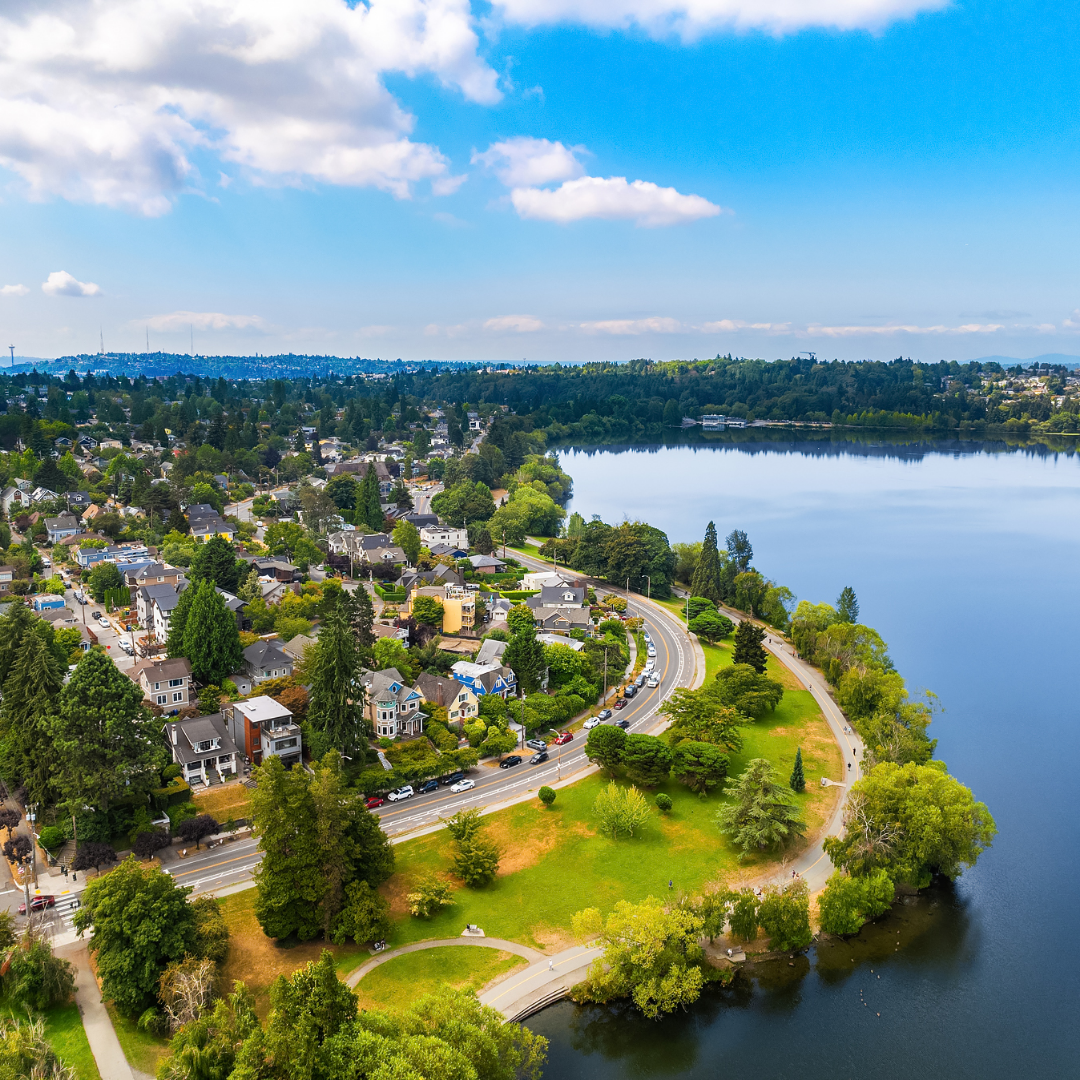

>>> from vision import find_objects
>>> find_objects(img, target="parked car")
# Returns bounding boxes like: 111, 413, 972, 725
365, 796, 384, 809
450, 778, 476, 793
597, 708, 613, 721
17, 895, 55, 915
525, 739, 548, 752
530, 751, 549, 764
647, 676, 660, 688
386, 785, 414, 802
417, 779, 439, 794
91, 611, 102, 620
441, 771, 465, 787
635, 674, 647, 687
615, 717, 630, 728
644, 631, 651, 642
647, 647, 657, 657
613, 698, 628, 710
624, 684, 637, 699
583, 716, 602, 730
553, 731, 573, 745
499, 756, 523, 769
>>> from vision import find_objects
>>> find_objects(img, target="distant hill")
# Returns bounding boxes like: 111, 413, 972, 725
969, 353, 1080, 369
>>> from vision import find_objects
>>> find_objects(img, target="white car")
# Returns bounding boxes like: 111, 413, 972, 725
386, 785, 414, 802
583, 716, 602, 729
449, 779, 475, 794
647, 676, 660, 688
647, 648, 657, 659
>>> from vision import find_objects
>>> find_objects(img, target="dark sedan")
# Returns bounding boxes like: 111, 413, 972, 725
499, 756, 523, 769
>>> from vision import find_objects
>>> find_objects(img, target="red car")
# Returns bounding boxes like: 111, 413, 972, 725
553, 731, 573, 745
18, 895, 55, 915
613, 698, 628, 710
365, 796, 385, 809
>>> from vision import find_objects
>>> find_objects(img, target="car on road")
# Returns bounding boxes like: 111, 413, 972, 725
615, 717, 630, 728
530, 751, 549, 764
644, 631, 651, 642
613, 698, 628, 710
647, 647, 657, 658
42, 557, 51, 568
553, 731, 573, 745
386, 785, 414, 802
623, 684, 637, 699
417, 779, 439, 794
450, 778, 476, 793
499, 756, 523, 769
647, 676, 660, 688
525, 739, 548, 752
583, 716, 602, 730
635, 674, 647, 688
441, 771, 465, 786
365, 796, 384, 809
18, 895, 55, 915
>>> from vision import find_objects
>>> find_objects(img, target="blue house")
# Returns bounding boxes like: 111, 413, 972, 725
450, 660, 517, 699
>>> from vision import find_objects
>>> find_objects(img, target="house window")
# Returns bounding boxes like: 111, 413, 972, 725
169, 678, 183, 687
153, 681, 161, 690
156, 694, 167, 705
274, 738, 298, 751
173, 692, 183, 703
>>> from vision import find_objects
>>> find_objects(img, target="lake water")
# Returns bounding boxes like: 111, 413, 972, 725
527, 435, 1080, 1079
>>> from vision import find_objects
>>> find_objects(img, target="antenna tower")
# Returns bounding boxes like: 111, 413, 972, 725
7, 346, 13, 367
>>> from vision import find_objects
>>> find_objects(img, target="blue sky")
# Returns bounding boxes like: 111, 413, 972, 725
0, 0, 1078, 363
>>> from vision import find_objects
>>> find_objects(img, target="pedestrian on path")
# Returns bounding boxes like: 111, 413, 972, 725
548, 960, 553, 971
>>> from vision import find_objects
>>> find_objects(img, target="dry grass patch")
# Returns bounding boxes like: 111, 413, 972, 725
193, 783, 253, 820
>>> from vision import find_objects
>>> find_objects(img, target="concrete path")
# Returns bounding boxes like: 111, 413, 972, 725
58, 944, 134, 1080
345, 936, 542, 988
477, 943, 603, 1021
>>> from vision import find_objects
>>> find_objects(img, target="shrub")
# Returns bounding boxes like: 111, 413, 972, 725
407, 876, 455, 918
538, 786, 556, 807
37, 826, 64, 853
3, 835, 32, 864
655, 793, 673, 812
593, 781, 652, 839
452, 837, 500, 887
160, 764, 182, 783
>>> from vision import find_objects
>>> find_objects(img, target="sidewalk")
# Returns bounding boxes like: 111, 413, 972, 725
477, 943, 603, 1020
56, 943, 133, 1080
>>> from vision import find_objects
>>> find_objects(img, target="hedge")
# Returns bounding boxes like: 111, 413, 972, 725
152, 779, 192, 812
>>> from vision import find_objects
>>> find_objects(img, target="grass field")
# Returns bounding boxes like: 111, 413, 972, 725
106, 1004, 169, 1076
354, 947, 527, 1012
192, 782, 253, 820
43, 1003, 101, 1080
373, 680, 841, 956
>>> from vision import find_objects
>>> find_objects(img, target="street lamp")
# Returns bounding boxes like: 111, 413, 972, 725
643, 575, 651, 599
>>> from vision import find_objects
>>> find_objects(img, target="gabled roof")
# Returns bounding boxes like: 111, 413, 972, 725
475, 638, 508, 666
469, 554, 505, 569
415, 673, 472, 707
361, 667, 420, 705
165, 712, 239, 766
243, 639, 293, 668
128, 656, 192, 686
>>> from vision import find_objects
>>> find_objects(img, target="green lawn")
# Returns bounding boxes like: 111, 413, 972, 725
377, 681, 841, 954
106, 1004, 169, 1076
354, 947, 527, 1012
43, 1004, 101, 1080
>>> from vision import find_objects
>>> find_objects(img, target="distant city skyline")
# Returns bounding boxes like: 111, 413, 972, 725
0, 0, 1076, 363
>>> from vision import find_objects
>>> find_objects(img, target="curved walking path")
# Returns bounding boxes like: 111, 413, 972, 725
345, 937, 543, 988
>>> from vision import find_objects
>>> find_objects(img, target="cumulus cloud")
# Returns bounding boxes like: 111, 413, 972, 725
484, 314, 546, 333
806, 322, 1004, 337
473, 137, 584, 187
42, 271, 100, 297
0, 0, 499, 215
490, 0, 945, 38
143, 310, 264, 332
0, 284, 28, 296
580, 316, 685, 334
511, 175, 722, 227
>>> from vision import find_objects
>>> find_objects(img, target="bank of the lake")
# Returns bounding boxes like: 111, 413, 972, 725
525, 436, 1080, 1079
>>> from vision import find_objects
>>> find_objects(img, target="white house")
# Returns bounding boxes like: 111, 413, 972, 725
420, 526, 468, 550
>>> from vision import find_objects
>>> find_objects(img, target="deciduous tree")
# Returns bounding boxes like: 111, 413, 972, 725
621, 733, 672, 787
714, 663, 784, 716
670, 740, 728, 793
757, 879, 812, 951
407, 876, 455, 918
592, 781, 652, 838
688, 609, 734, 643
817, 869, 895, 936
585, 724, 627, 774
662, 688, 744, 752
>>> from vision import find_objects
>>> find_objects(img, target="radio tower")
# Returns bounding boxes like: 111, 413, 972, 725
7, 346, 13, 367
99, 327, 105, 355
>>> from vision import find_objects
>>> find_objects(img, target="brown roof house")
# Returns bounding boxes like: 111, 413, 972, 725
128, 657, 193, 715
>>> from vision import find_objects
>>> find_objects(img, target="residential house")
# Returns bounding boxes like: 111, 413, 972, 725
475, 637, 508, 666
45, 512, 82, 544
326, 531, 405, 567
527, 584, 587, 611
428, 542, 467, 559
164, 712, 240, 787
468, 554, 505, 574
40, 606, 79, 628
259, 579, 296, 605
224, 696, 302, 767
397, 564, 463, 594
81, 504, 104, 526
361, 667, 425, 739
187, 503, 236, 543
416, 672, 479, 726
137, 582, 184, 645
248, 558, 300, 583
373, 622, 409, 645
419, 525, 468, 550
77, 541, 152, 568
216, 587, 249, 629
0, 480, 33, 516
282, 633, 318, 662
0, 567, 14, 595
406, 584, 475, 635
128, 657, 193, 714
537, 633, 585, 652
401, 512, 438, 530
486, 596, 512, 623
521, 570, 571, 591
531, 606, 592, 633
324, 459, 396, 498
31, 595, 66, 612
30, 486, 59, 504
450, 660, 517, 699
125, 562, 186, 593
65, 492, 92, 511
241, 639, 294, 685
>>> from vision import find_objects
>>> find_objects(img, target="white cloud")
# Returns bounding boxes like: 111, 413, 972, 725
143, 310, 264, 332
581, 316, 685, 334
0, 0, 499, 215
700, 319, 790, 333
484, 314, 545, 332
490, 0, 946, 38
511, 175, 722, 226
42, 270, 100, 297
806, 322, 1004, 337
473, 137, 584, 187
0, 284, 28, 296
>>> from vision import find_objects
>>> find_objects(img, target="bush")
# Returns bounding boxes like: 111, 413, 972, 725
72, 841, 118, 872
37, 826, 65, 853
426, 721, 459, 752
407, 876, 455, 918
538, 786, 556, 807
655, 793, 673, 812
160, 763, 182, 783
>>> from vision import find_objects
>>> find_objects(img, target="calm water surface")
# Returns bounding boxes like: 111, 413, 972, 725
527, 437, 1080, 1079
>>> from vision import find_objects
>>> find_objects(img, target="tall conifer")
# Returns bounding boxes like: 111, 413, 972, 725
690, 521, 722, 605
790, 747, 806, 793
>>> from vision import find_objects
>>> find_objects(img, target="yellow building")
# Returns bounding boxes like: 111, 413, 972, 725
407, 584, 476, 635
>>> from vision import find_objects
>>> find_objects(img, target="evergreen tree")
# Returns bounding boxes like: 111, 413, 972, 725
189, 534, 242, 594
726, 529, 753, 573
474, 527, 494, 555
690, 521, 722, 605
789, 747, 806, 793
836, 586, 860, 624
0, 626, 64, 804
0, 602, 39, 686
166, 585, 195, 656
182, 580, 244, 685
716, 758, 805, 855
356, 468, 384, 531
237, 564, 261, 603
306, 605, 367, 754
503, 620, 546, 695
342, 587, 376, 659
50, 649, 163, 813
732, 620, 768, 673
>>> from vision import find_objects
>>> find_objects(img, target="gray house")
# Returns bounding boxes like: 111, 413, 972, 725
164, 713, 240, 787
